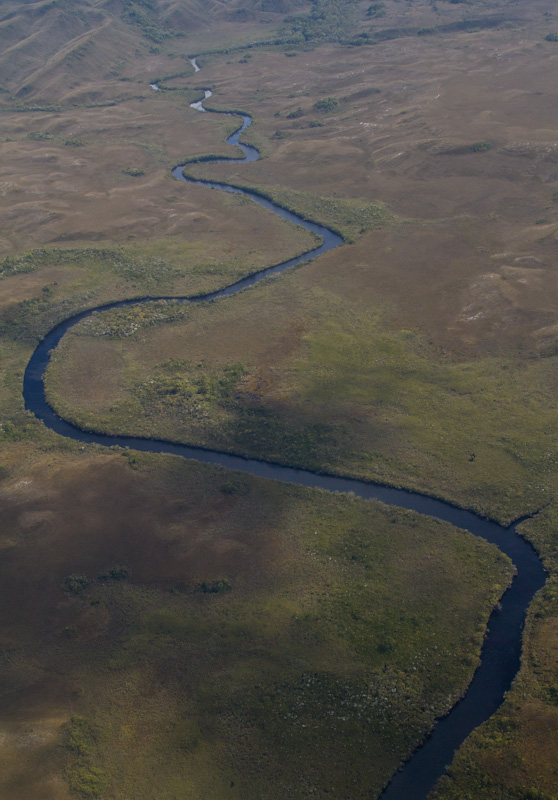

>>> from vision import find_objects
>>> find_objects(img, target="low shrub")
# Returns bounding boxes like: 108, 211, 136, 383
470, 141, 493, 153
198, 579, 232, 594
313, 97, 339, 113
63, 574, 90, 595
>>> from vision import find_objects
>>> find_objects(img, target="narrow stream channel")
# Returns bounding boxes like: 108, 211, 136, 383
22, 57, 546, 799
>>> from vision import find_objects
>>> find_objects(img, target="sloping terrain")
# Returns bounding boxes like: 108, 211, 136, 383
0, 0, 305, 99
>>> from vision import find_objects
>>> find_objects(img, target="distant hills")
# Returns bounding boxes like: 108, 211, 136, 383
0, 0, 305, 96
0, 0, 523, 102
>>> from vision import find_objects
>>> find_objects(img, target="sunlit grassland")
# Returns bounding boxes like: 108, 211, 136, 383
292, 311, 558, 526
45, 267, 558, 532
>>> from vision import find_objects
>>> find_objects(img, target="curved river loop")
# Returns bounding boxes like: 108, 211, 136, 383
22, 56, 546, 800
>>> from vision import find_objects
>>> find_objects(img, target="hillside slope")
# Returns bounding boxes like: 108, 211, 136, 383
0, 0, 305, 97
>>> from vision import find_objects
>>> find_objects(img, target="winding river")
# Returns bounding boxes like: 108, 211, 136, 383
22, 58, 546, 799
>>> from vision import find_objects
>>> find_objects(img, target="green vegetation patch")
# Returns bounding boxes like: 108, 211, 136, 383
121, 0, 171, 43
283, 0, 361, 44
27, 130, 52, 141
0, 283, 61, 341
63, 574, 90, 595
67, 764, 107, 799
470, 141, 494, 153
76, 301, 190, 338
286, 107, 304, 119
313, 96, 339, 113
65, 716, 97, 758
0, 251, 43, 277
63, 716, 106, 798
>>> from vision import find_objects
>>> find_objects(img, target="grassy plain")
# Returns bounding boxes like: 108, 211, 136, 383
2, 0, 558, 798
46, 259, 558, 525
0, 452, 513, 800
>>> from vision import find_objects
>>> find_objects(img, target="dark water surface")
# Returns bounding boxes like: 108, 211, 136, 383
22, 62, 546, 800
